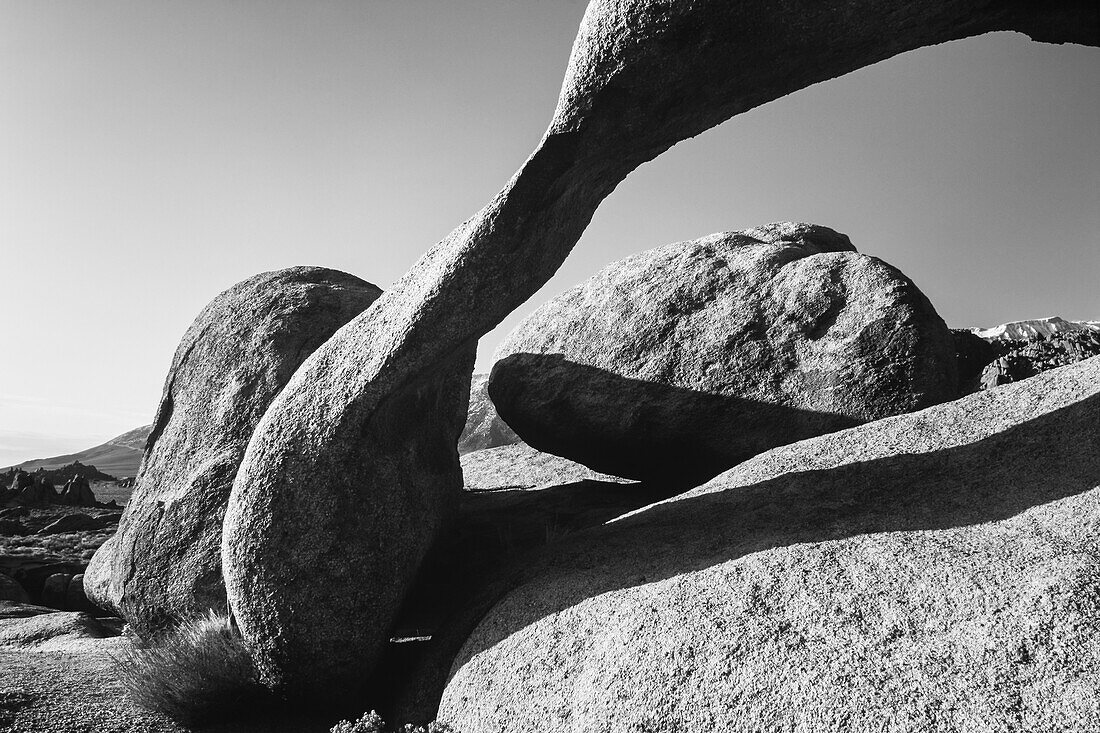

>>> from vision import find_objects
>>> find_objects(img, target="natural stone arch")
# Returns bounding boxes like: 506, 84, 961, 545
221, 0, 1099, 703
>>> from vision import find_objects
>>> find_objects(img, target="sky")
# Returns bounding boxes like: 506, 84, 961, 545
1, 1, 1097, 466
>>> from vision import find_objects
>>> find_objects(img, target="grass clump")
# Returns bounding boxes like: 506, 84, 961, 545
330, 710, 455, 733
115, 610, 267, 725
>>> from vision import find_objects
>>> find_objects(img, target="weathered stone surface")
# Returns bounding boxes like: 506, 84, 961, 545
458, 374, 520, 455
84, 267, 381, 636
58, 475, 96, 507
439, 357, 1100, 733
0, 601, 53, 619
36, 513, 105, 535
491, 224, 957, 485
0, 610, 108, 650
223, 342, 476, 703
0, 574, 29, 604
976, 319, 1100, 390
222, 0, 1095, 703
461, 443, 629, 493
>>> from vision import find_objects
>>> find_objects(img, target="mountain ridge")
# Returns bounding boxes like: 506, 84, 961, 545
4, 425, 151, 478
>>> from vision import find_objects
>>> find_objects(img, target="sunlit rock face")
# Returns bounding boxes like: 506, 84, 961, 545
85, 267, 380, 637
220, 0, 1098, 705
440, 356, 1100, 733
491, 223, 957, 486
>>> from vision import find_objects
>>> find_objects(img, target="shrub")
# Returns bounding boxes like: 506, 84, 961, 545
330, 710, 455, 733
114, 610, 267, 724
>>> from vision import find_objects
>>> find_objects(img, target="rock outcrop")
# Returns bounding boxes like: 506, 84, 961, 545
84, 267, 381, 636
491, 224, 957, 485
0, 609, 109, 650
458, 374, 521, 454
7, 471, 33, 494
58, 475, 96, 507
0, 574, 29, 604
220, 0, 1096, 704
974, 318, 1100, 390
41, 574, 71, 610
439, 356, 1100, 733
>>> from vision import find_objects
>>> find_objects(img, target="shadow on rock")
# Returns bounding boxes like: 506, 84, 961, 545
490, 353, 867, 488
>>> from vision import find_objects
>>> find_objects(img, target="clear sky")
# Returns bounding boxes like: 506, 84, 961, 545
1, 1, 1097, 466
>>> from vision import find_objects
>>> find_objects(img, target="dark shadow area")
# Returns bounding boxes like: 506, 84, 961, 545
389, 383, 1099, 721
372, 476, 680, 723
489, 353, 956, 488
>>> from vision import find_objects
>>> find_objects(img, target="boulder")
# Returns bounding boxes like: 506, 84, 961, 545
59, 475, 96, 507
16, 476, 58, 505
439, 356, 1100, 732
8, 471, 32, 493
0, 574, 29, 604
41, 574, 72, 610
491, 224, 957, 485
36, 513, 104, 535
458, 374, 521, 454
13, 563, 85, 604
83, 266, 381, 636
0, 610, 109, 649
221, 0, 1094, 706
0, 601, 54, 619
64, 575, 97, 614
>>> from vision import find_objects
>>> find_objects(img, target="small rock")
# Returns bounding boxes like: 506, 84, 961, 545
41, 574, 72, 610
0, 574, 29, 604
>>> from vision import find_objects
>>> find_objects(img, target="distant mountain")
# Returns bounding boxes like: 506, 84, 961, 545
970, 316, 1100, 342
968, 317, 1100, 391
2, 372, 518, 479
5, 425, 151, 478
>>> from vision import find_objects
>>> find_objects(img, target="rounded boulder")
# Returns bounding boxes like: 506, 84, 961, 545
490, 223, 958, 486
84, 266, 381, 636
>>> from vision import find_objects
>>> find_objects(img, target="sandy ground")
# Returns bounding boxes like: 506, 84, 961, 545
0, 612, 344, 733
0, 637, 187, 733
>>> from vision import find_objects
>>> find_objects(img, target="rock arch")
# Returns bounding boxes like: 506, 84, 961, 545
221, 0, 1098, 702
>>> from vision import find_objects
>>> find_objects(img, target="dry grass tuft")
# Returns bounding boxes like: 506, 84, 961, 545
115, 610, 267, 725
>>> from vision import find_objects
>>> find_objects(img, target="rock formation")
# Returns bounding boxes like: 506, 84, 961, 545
490, 223, 957, 485
0, 574, 29, 604
41, 574, 71, 611
458, 374, 521, 454
974, 318, 1100, 390
7, 471, 33, 494
58, 475, 96, 507
84, 266, 381, 636
439, 356, 1100, 732
221, 0, 1097, 703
